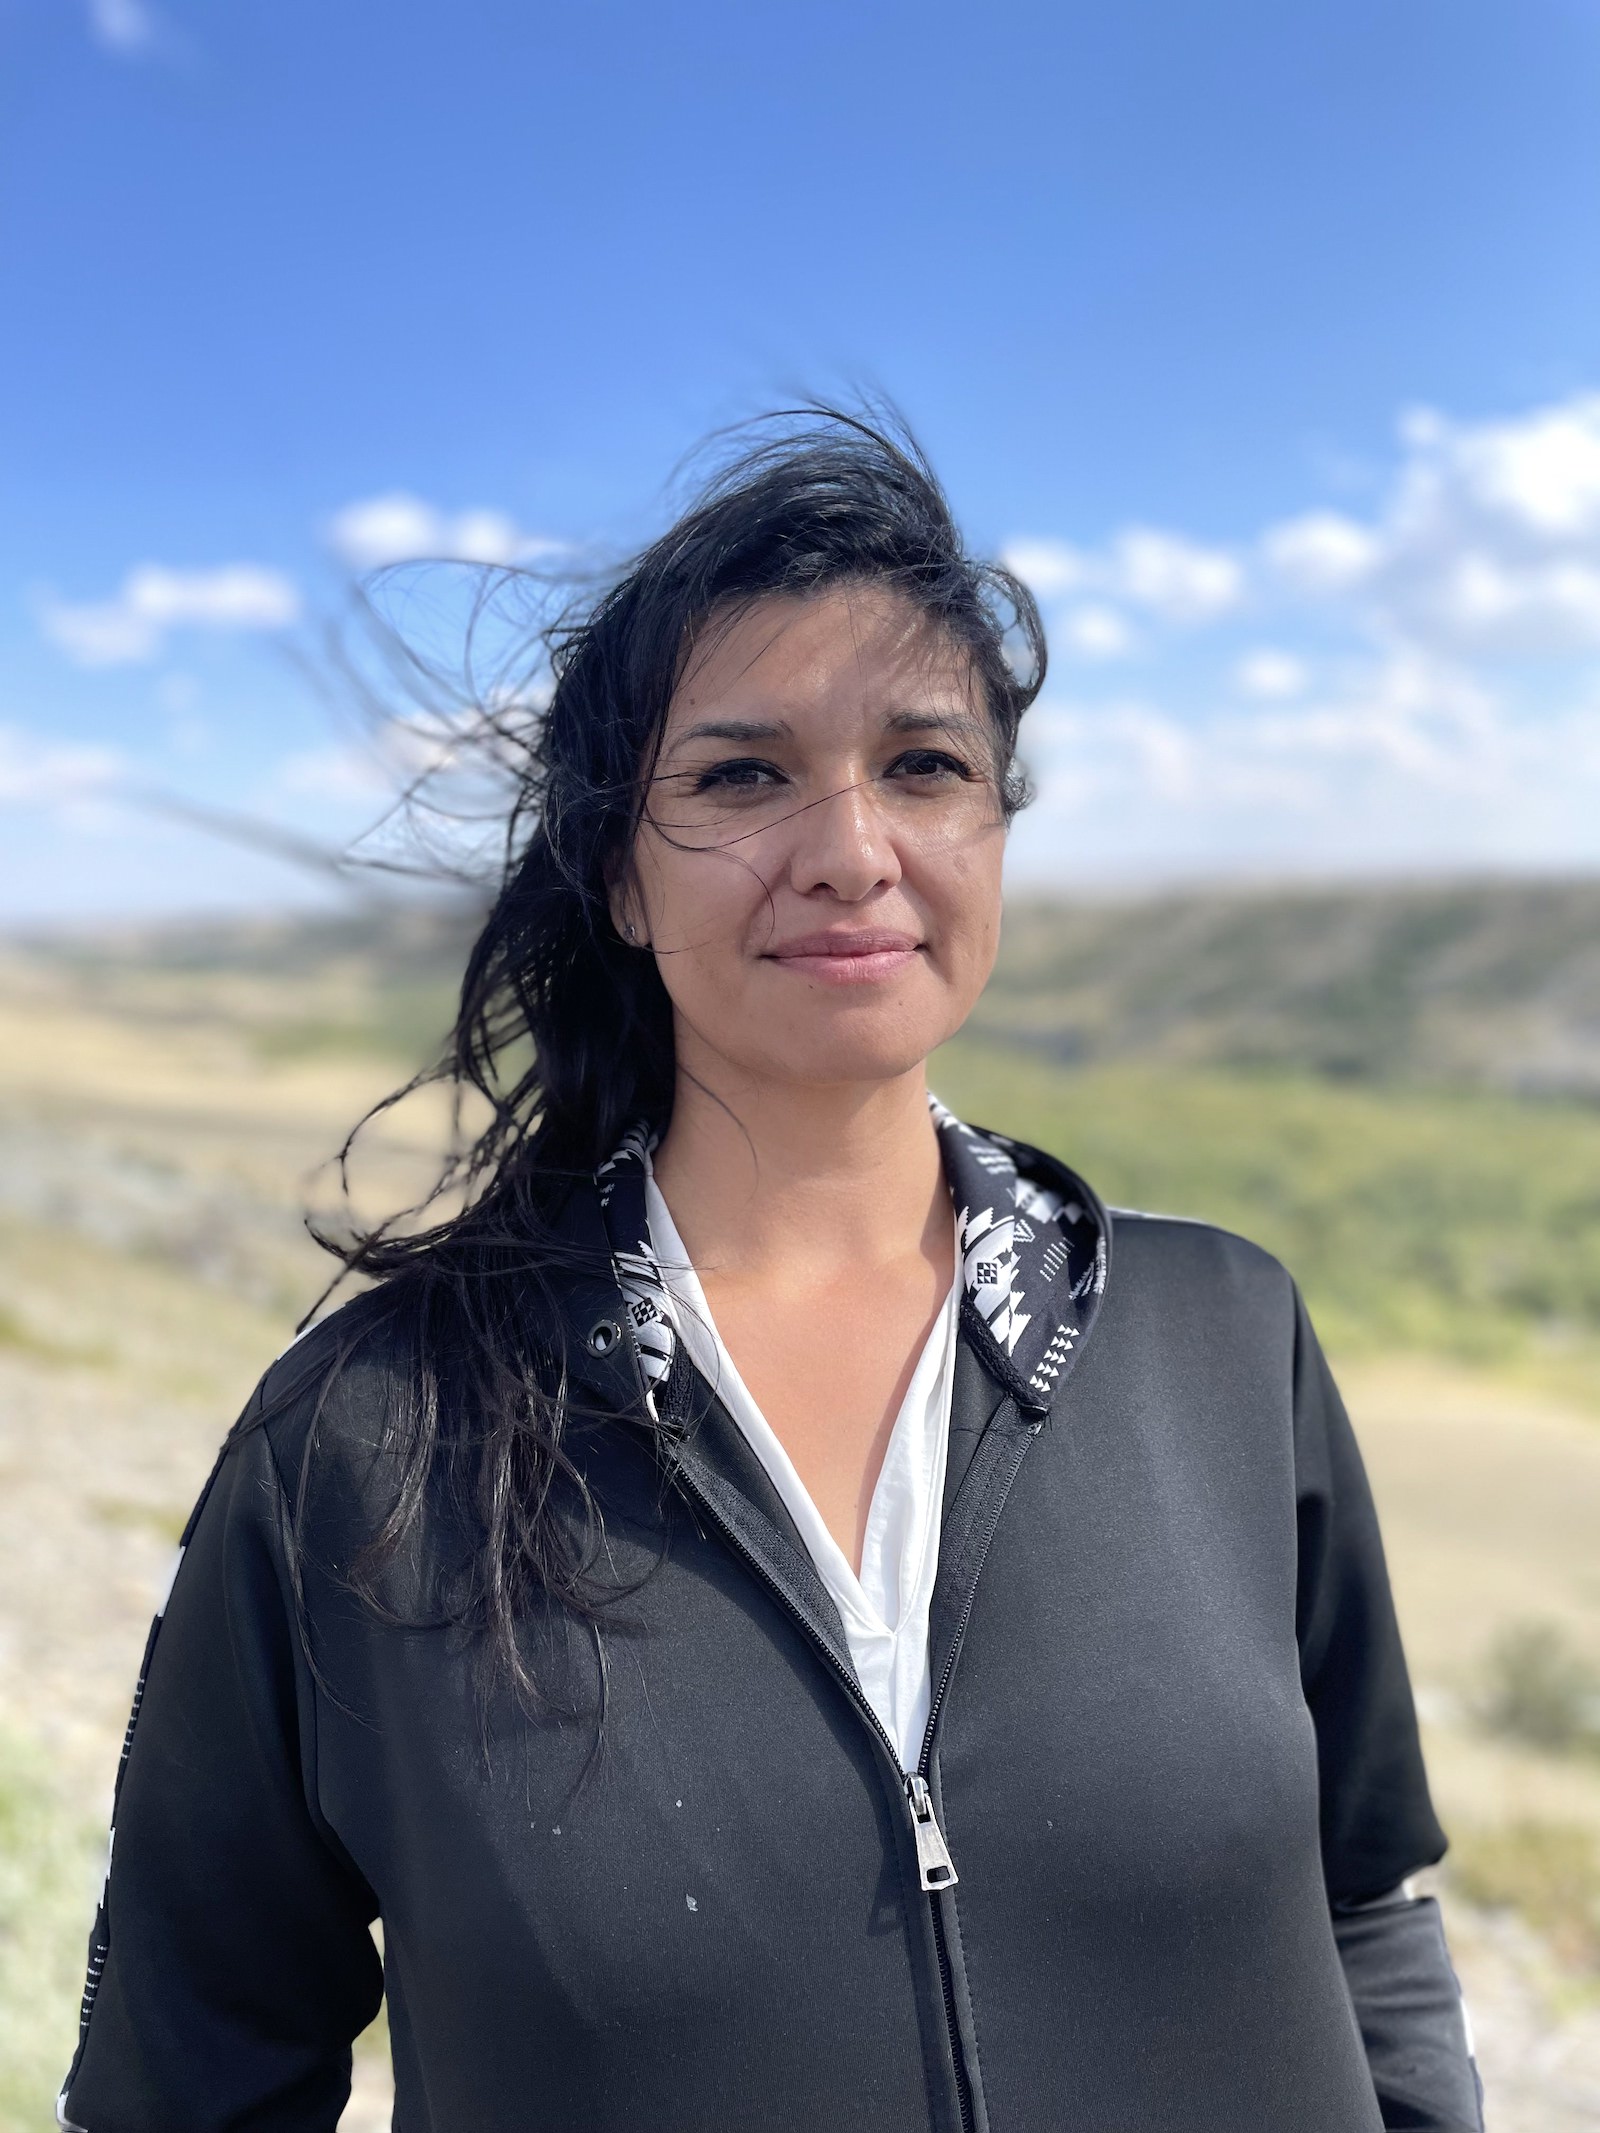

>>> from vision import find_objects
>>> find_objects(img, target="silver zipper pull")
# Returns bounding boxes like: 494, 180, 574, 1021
906, 1773, 959, 1891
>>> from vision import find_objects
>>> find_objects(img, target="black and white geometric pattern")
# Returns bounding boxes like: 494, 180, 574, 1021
595, 1120, 679, 1416
927, 1098, 1107, 1406
594, 1097, 1108, 1416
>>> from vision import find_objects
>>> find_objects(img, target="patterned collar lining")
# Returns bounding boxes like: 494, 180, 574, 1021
594, 1098, 1107, 1419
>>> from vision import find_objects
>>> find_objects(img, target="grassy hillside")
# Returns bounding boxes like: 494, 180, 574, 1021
980, 876, 1600, 1096
13, 898, 479, 1070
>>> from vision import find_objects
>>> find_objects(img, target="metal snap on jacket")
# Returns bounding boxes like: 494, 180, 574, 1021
586, 1319, 622, 1356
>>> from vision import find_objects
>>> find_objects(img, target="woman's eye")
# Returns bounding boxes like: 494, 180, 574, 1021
691, 757, 785, 795
887, 748, 975, 783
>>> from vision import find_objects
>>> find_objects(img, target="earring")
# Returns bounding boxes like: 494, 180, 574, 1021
624, 920, 637, 942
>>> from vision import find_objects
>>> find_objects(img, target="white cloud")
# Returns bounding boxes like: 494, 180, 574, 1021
1020, 697, 1298, 826
1256, 393, 1600, 652
1262, 510, 1380, 594
1399, 395, 1600, 540
87, 0, 158, 51
1244, 650, 1502, 784
1418, 551, 1600, 649
39, 564, 300, 668
327, 493, 562, 570
990, 391, 1600, 876
0, 726, 123, 807
1000, 539, 1089, 599
272, 707, 500, 810
1005, 527, 1242, 626
1092, 702, 1200, 802
1372, 396, 1600, 651
274, 744, 394, 803
1109, 527, 1243, 622
1235, 649, 1309, 700
1058, 604, 1134, 659
1009, 648, 1600, 883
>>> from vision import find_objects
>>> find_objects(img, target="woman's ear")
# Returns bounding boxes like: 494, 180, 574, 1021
605, 864, 645, 948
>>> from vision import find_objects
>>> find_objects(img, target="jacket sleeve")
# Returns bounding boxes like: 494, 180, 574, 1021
59, 1414, 385, 2133
1290, 1283, 1482, 2130
1331, 1885, 1484, 2131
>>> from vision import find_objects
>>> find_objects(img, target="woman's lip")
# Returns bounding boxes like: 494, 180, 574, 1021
764, 934, 923, 984
765, 932, 921, 958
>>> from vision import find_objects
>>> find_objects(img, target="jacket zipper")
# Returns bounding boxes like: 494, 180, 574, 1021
905, 1772, 957, 1887
907, 1777, 973, 2133
904, 1416, 1043, 2133
670, 1463, 974, 2129
930, 1890, 973, 2133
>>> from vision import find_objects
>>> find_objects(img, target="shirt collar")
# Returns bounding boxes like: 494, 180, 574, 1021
593, 1099, 1108, 1420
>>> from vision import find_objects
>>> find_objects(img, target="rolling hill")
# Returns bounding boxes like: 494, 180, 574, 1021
977, 876, 1600, 1096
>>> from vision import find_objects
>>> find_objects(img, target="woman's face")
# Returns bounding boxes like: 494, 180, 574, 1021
615, 583, 1008, 1096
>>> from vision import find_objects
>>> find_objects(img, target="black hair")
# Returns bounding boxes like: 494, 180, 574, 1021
253, 405, 1046, 1707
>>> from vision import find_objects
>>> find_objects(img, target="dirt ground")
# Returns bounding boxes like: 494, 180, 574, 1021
2, 957, 1597, 2128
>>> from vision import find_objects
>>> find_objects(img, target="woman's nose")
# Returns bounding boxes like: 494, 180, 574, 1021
786, 774, 904, 900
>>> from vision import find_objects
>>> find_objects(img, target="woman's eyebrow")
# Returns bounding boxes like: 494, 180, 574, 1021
670, 707, 980, 749
884, 709, 986, 738
673, 716, 792, 745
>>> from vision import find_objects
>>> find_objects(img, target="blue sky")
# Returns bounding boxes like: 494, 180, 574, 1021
4, 0, 1600, 917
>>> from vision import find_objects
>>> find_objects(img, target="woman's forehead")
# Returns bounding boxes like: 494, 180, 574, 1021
667, 585, 978, 733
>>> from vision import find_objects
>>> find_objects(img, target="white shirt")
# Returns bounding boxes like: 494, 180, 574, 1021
644, 1164, 959, 1773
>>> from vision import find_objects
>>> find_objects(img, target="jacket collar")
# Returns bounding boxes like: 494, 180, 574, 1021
588, 1098, 1109, 1421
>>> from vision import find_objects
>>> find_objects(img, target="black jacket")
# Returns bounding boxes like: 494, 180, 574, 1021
61, 1117, 1483, 2131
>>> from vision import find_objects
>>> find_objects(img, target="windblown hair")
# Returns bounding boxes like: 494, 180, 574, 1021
254, 406, 1047, 1706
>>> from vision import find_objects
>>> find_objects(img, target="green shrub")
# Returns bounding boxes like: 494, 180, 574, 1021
1473, 1621, 1600, 1756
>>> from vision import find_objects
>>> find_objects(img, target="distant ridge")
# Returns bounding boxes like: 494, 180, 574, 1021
978, 876, 1600, 1098
7, 877, 1600, 1099
8, 896, 483, 978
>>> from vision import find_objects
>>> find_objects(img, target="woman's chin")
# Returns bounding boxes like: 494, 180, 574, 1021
743, 1019, 959, 1092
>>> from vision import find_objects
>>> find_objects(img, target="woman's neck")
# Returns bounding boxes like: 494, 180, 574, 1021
649, 1063, 951, 1288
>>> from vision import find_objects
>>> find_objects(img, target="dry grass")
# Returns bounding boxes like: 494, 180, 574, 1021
1450, 1823, 1600, 1976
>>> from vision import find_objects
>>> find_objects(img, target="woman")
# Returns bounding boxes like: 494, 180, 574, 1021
61, 413, 1483, 2131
